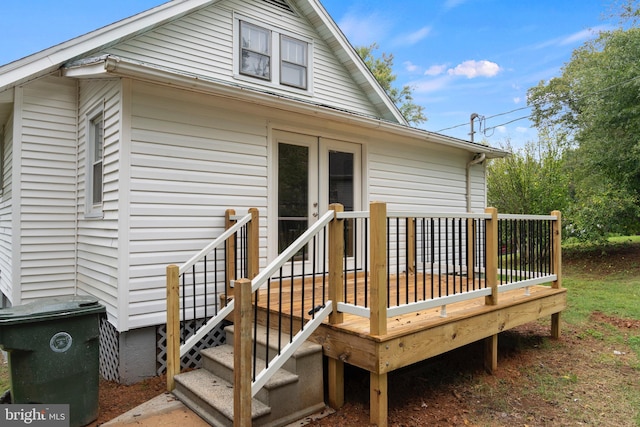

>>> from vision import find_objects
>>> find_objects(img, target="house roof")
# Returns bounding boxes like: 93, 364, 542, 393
0, 0, 406, 125
0, 0, 508, 157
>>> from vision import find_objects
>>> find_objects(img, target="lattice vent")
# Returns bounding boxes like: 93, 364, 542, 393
156, 319, 227, 375
262, 0, 297, 15
99, 318, 120, 382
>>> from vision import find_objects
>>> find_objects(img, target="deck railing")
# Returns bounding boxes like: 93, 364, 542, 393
335, 203, 561, 326
166, 203, 561, 424
166, 208, 259, 391
497, 213, 559, 291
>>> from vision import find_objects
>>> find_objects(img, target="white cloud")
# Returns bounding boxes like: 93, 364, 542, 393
513, 97, 522, 104
534, 25, 611, 50
337, 12, 392, 46
394, 26, 432, 45
516, 127, 528, 133
496, 126, 507, 134
559, 26, 606, 46
447, 60, 501, 78
411, 75, 454, 93
404, 61, 420, 73
424, 64, 448, 76
443, 0, 470, 10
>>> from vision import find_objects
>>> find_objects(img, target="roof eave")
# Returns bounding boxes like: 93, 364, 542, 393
0, 0, 218, 93
87, 56, 507, 158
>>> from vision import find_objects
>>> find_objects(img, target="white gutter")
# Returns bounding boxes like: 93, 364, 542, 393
466, 153, 486, 212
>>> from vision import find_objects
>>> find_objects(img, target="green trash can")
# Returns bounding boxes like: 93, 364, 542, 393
0, 295, 105, 427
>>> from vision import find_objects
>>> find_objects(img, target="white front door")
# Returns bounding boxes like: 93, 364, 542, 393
272, 131, 361, 267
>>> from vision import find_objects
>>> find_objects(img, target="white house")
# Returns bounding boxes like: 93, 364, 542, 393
0, 0, 505, 383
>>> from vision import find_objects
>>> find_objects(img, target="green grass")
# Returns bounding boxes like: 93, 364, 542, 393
608, 235, 640, 244
562, 276, 640, 324
0, 353, 9, 394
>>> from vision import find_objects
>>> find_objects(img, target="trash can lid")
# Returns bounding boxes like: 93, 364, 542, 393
0, 295, 105, 325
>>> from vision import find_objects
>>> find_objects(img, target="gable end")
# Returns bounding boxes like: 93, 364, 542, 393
262, 0, 297, 15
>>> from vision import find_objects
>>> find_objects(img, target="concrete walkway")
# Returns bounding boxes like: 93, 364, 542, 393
100, 392, 333, 426
101, 393, 209, 426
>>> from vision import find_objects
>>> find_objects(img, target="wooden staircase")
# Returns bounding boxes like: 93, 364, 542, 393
172, 324, 325, 427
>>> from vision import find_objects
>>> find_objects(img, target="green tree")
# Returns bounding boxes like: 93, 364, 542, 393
356, 43, 427, 125
528, 14, 640, 240
487, 136, 569, 216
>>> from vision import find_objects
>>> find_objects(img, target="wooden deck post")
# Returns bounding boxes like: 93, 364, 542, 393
234, 278, 252, 427
225, 209, 237, 300
166, 264, 180, 391
484, 207, 499, 306
484, 207, 499, 374
247, 208, 260, 280
370, 201, 388, 336
484, 333, 498, 373
370, 201, 388, 427
328, 203, 345, 409
407, 217, 416, 274
329, 203, 345, 326
551, 210, 562, 339
370, 372, 388, 427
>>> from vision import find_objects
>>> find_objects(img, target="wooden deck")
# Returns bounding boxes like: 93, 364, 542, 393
255, 272, 567, 426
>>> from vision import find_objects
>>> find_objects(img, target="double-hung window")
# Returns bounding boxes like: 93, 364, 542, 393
280, 35, 307, 89
240, 21, 271, 80
237, 18, 311, 92
86, 107, 104, 216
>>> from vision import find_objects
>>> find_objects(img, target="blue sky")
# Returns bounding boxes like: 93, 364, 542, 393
0, 0, 615, 146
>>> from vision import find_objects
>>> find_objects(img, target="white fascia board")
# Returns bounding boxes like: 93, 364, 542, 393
0, 0, 218, 93
301, 0, 409, 126
103, 57, 508, 158
63, 62, 111, 79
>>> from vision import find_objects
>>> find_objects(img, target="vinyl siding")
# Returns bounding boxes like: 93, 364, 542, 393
103, 0, 380, 119
19, 77, 77, 301
76, 79, 122, 322
368, 138, 486, 271
368, 140, 486, 212
0, 113, 13, 301
127, 81, 268, 328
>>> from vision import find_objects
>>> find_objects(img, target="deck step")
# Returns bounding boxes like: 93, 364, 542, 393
224, 324, 323, 373
173, 324, 325, 427
173, 369, 270, 427
201, 344, 298, 388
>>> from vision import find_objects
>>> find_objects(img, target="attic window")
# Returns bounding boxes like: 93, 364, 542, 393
240, 21, 271, 80
262, 0, 296, 15
236, 17, 312, 93
280, 35, 307, 89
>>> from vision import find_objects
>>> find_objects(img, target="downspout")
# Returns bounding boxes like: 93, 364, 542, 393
466, 153, 486, 212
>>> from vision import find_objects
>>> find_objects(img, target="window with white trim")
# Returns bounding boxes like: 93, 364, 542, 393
280, 35, 307, 89
240, 21, 271, 80
236, 18, 311, 92
86, 107, 104, 216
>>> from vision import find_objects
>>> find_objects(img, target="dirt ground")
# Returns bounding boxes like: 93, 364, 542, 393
93, 244, 640, 426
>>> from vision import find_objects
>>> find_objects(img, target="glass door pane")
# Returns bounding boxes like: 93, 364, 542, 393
278, 143, 308, 255
329, 151, 355, 257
